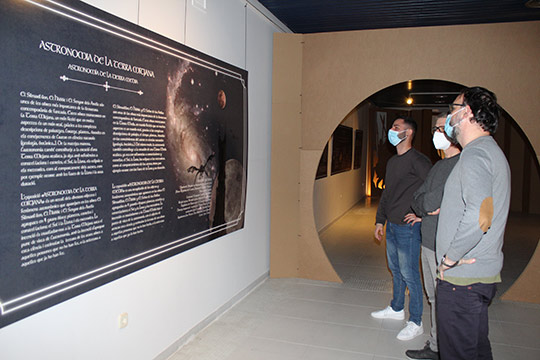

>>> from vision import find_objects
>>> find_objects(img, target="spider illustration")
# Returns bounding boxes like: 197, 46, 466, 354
187, 153, 215, 184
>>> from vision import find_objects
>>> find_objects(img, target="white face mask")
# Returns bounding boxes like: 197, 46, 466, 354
432, 131, 451, 150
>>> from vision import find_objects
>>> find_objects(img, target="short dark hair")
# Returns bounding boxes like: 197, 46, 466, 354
395, 116, 417, 137
461, 87, 500, 135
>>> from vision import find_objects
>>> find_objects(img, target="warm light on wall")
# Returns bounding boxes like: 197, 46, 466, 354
373, 170, 385, 190
406, 97, 413, 105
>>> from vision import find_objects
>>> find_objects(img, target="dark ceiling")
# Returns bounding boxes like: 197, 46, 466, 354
368, 80, 463, 110
258, 0, 540, 34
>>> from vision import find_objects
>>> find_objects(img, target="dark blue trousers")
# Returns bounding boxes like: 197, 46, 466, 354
436, 279, 497, 360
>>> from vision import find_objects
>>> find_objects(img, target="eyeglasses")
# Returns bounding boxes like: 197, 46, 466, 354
448, 103, 465, 112
432, 126, 445, 134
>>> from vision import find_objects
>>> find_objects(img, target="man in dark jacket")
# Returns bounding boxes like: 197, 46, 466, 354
372, 117, 432, 341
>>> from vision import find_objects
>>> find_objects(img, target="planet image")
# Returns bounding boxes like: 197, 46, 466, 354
224, 158, 245, 233
217, 89, 226, 109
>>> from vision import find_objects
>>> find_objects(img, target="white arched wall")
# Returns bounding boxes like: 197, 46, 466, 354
270, 21, 540, 302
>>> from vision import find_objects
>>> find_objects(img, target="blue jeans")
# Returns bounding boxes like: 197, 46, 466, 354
386, 221, 423, 325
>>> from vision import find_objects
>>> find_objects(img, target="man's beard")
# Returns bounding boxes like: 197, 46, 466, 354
452, 125, 461, 143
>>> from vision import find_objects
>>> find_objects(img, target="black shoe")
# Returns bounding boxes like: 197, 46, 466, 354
405, 342, 440, 360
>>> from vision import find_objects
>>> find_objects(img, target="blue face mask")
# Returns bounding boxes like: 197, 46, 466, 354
388, 129, 406, 146
444, 107, 466, 138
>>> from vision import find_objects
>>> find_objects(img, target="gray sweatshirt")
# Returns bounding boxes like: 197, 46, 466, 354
436, 136, 510, 283
411, 154, 460, 251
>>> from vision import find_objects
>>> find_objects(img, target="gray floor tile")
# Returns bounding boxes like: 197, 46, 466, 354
302, 346, 373, 360
224, 337, 307, 360
285, 283, 393, 308
490, 300, 540, 326
256, 297, 383, 329
375, 329, 429, 359
251, 315, 380, 354
490, 320, 540, 349
492, 343, 540, 360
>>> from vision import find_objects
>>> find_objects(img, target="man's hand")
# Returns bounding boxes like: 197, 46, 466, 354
428, 208, 440, 216
374, 223, 384, 242
404, 213, 422, 225
438, 257, 476, 280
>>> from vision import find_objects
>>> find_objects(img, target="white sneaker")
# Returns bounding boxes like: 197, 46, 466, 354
397, 321, 423, 341
370, 306, 405, 320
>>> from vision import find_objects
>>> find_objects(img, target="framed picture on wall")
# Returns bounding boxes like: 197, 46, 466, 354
0, 0, 248, 329
331, 125, 353, 175
316, 143, 329, 179
354, 130, 363, 169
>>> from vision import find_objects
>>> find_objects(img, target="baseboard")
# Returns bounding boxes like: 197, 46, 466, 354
154, 271, 269, 360
317, 197, 366, 234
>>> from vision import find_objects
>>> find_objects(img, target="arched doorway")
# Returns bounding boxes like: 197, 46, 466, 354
314, 80, 540, 296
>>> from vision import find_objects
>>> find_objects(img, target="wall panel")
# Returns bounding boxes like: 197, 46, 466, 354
271, 21, 540, 302
0, 0, 282, 358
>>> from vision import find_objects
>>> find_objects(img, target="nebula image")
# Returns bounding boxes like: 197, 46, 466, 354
165, 61, 218, 186
165, 60, 246, 231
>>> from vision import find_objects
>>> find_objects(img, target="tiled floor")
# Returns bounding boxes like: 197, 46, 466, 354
170, 201, 540, 359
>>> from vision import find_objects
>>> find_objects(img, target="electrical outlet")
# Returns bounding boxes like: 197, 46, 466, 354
192, 0, 207, 11
118, 312, 128, 329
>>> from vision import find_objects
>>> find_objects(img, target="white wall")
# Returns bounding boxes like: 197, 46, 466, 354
313, 105, 368, 231
0, 1, 285, 359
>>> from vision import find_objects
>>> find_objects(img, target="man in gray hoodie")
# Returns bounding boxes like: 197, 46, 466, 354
436, 87, 510, 360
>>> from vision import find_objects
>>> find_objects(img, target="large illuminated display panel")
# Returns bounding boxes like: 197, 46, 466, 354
0, 0, 248, 328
